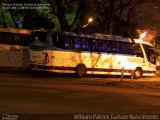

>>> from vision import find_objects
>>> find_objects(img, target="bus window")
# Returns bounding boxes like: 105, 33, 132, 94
90, 39, 97, 52
70, 37, 75, 50
119, 42, 127, 54
114, 42, 120, 53
103, 41, 108, 52
108, 41, 116, 53
64, 37, 70, 49
127, 43, 135, 55
64, 36, 75, 50
97, 40, 104, 52
82, 39, 89, 51
119, 42, 135, 55
52, 35, 64, 49
0, 32, 29, 46
30, 32, 47, 50
75, 38, 81, 50
110, 41, 119, 53
14, 34, 29, 46
142, 44, 156, 64
52, 35, 59, 47
133, 43, 144, 58
0, 32, 13, 44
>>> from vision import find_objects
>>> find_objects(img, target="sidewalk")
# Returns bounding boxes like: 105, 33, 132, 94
0, 67, 159, 82
80, 76, 160, 90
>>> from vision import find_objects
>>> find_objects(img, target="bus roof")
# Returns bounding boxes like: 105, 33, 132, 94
0, 28, 31, 35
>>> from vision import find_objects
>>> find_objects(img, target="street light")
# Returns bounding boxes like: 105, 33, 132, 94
83, 17, 93, 28
139, 31, 147, 41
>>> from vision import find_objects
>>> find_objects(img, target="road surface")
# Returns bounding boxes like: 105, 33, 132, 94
0, 70, 160, 120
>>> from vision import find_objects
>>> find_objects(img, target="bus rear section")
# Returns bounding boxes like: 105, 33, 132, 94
29, 32, 50, 69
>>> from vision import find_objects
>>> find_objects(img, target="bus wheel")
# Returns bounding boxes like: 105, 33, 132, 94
76, 64, 86, 78
134, 68, 143, 79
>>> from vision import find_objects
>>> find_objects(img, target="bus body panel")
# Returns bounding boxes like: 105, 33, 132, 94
0, 44, 29, 68
29, 49, 156, 76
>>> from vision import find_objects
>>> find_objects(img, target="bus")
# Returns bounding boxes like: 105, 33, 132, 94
0, 28, 31, 68
29, 31, 156, 78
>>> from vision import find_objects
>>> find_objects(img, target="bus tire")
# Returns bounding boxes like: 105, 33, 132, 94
75, 64, 86, 78
134, 68, 143, 79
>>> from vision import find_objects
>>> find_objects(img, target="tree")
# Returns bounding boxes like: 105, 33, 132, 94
91, 0, 146, 36
0, 0, 16, 27
47, 0, 84, 31
0, 0, 54, 29
0, 0, 157, 39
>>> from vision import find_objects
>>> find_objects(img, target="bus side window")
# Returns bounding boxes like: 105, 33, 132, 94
119, 42, 128, 54
13, 34, 21, 45
0, 32, 13, 44
0, 32, 29, 46
64, 36, 74, 50
111, 41, 117, 53
127, 43, 135, 55
0, 33, 4, 44
114, 42, 120, 53
58, 35, 65, 49
52, 35, 58, 47
119, 42, 134, 55
103, 41, 108, 52
70, 37, 75, 50
13, 34, 29, 46
75, 38, 81, 51
97, 40, 103, 52
133, 44, 144, 58
81, 39, 89, 51
64, 37, 70, 49
82, 39, 86, 51
52, 35, 64, 49
108, 41, 114, 53
90, 40, 97, 52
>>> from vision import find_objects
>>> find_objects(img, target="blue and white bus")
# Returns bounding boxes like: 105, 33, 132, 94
29, 31, 156, 78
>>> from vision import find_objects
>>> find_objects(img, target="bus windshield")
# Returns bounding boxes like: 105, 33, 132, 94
142, 44, 156, 65
30, 32, 47, 50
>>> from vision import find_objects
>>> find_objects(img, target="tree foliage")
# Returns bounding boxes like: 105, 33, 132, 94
77, 0, 146, 37
47, 0, 84, 31
0, 0, 54, 29
0, 0, 159, 38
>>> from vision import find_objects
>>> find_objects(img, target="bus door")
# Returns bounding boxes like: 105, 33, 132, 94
142, 44, 156, 71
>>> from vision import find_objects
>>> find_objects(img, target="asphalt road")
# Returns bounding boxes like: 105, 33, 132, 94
0, 70, 160, 120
